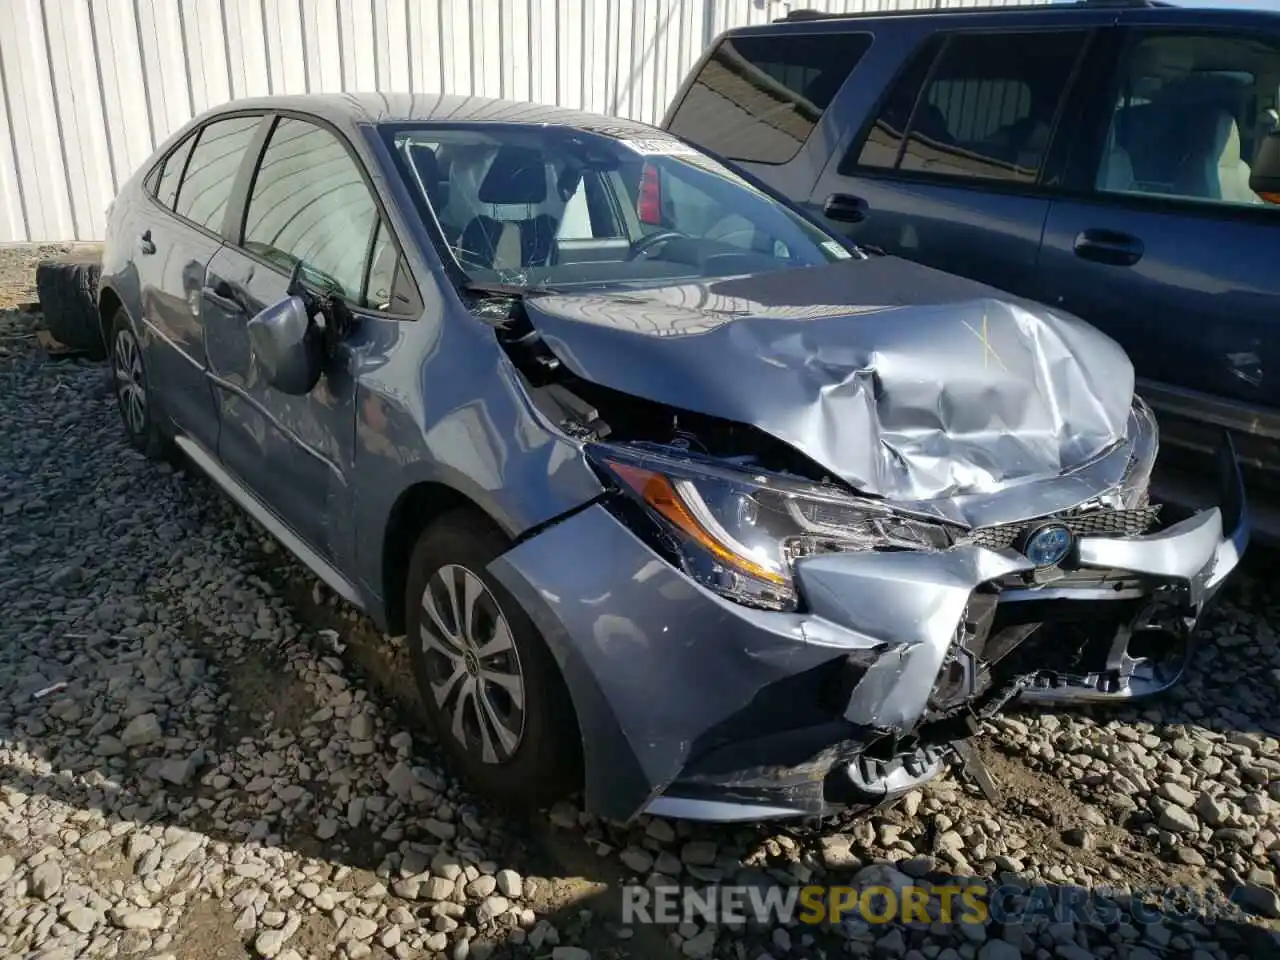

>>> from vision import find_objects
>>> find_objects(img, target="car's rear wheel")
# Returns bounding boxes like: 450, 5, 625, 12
108, 310, 169, 459
405, 510, 580, 809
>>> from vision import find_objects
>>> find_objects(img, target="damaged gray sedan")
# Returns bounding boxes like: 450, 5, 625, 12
98, 95, 1248, 824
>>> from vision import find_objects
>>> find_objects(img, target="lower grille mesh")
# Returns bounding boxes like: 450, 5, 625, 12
962, 504, 1161, 551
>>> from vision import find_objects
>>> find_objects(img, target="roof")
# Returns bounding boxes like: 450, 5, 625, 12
735, 0, 1280, 31
202, 92, 669, 139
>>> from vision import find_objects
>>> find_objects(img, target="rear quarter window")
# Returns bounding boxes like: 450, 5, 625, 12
667, 32, 871, 165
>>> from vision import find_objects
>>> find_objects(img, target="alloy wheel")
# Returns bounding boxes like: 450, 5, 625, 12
113, 327, 147, 436
419, 563, 527, 764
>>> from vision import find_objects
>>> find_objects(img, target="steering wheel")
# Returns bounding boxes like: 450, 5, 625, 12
626, 229, 685, 260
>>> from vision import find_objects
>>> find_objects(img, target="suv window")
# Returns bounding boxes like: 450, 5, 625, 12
242, 118, 379, 300
846, 39, 942, 173
1095, 31, 1280, 209
849, 31, 1086, 184
667, 32, 871, 165
174, 115, 262, 231
155, 133, 197, 210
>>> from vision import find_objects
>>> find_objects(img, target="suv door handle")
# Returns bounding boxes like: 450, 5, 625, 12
138, 230, 156, 256
1072, 229, 1143, 267
822, 193, 869, 224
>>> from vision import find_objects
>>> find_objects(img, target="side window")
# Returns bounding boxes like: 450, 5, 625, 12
174, 115, 262, 231
852, 31, 1085, 185
154, 133, 197, 210
1095, 31, 1280, 209
365, 221, 419, 314
845, 38, 943, 173
243, 118, 379, 300
666, 32, 871, 165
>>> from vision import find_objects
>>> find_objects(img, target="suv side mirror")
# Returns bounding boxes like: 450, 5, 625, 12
247, 295, 322, 395
1250, 130, 1280, 203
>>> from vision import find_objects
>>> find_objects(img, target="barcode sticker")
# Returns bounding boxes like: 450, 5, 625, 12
619, 138, 701, 157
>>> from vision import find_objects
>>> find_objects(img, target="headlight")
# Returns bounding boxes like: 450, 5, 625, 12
588, 443, 953, 611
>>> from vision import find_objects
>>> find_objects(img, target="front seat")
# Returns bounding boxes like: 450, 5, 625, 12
457, 146, 557, 272
1175, 108, 1259, 205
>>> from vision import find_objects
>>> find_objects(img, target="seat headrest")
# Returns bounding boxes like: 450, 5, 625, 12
408, 144, 442, 203
478, 146, 547, 204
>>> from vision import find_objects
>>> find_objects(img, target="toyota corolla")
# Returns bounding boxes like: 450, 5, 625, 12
97, 94, 1248, 823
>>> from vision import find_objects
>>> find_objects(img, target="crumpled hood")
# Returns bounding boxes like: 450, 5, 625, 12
522, 257, 1135, 501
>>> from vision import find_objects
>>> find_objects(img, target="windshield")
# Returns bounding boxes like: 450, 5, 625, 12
383, 125, 852, 290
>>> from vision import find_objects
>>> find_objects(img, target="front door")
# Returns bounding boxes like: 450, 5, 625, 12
203, 116, 384, 561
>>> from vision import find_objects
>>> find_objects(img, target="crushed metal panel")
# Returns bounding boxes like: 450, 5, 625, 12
519, 257, 1135, 504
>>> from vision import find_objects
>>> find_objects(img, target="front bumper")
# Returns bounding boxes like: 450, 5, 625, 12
488, 440, 1247, 824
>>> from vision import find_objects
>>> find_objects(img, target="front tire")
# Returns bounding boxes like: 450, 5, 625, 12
405, 510, 580, 809
108, 310, 169, 459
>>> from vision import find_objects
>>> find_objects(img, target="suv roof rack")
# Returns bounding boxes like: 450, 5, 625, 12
772, 0, 1170, 23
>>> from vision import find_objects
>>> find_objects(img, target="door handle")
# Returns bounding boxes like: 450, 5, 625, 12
202, 279, 245, 314
138, 230, 156, 256
822, 193, 869, 224
1072, 229, 1143, 267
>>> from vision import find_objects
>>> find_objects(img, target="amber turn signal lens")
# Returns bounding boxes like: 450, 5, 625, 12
607, 460, 788, 586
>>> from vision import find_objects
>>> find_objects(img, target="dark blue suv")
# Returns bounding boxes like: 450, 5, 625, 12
663, 0, 1280, 533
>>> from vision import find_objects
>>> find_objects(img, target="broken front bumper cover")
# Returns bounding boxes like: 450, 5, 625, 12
488, 439, 1247, 824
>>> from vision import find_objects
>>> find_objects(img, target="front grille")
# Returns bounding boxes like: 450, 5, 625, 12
961, 504, 1161, 551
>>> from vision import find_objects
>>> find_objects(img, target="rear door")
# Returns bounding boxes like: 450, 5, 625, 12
1038, 15, 1280, 472
807, 21, 1108, 302
134, 114, 264, 452
203, 114, 413, 562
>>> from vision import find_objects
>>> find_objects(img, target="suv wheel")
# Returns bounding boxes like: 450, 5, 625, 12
405, 510, 580, 809
109, 310, 169, 459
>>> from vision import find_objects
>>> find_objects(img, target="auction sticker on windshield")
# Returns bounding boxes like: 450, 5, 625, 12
620, 138, 701, 156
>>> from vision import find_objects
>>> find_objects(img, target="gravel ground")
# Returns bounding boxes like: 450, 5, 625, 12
3, 246, 1280, 959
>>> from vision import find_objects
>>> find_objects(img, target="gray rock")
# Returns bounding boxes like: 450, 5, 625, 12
495, 869, 522, 898
681, 927, 717, 959
109, 907, 164, 930
619, 847, 654, 875
1157, 803, 1198, 834
422, 876, 456, 900
61, 905, 101, 933
680, 841, 717, 867
1158, 781, 1197, 808
1235, 883, 1280, 918
31, 861, 63, 900
120, 713, 162, 747
255, 928, 291, 957
338, 916, 378, 940
977, 942, 1022, 960
157, 749, 204, 786
476, 895, 509, 923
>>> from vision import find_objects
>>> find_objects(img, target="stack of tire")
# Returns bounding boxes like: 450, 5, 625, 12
35, 254, 105, 360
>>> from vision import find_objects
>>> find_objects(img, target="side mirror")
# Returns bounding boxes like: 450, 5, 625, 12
1250, 130, 1280, 203
247, 295, 322, 395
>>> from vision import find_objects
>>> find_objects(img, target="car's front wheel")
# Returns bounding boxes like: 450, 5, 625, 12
405, 510, 580, 809
108, 309, 169, 459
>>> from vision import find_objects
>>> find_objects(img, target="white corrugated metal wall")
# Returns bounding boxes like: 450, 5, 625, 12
0, 0, 1045, 242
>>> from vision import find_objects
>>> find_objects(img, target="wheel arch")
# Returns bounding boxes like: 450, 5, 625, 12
97, 284, 125, 352
380, 480, 507, 637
